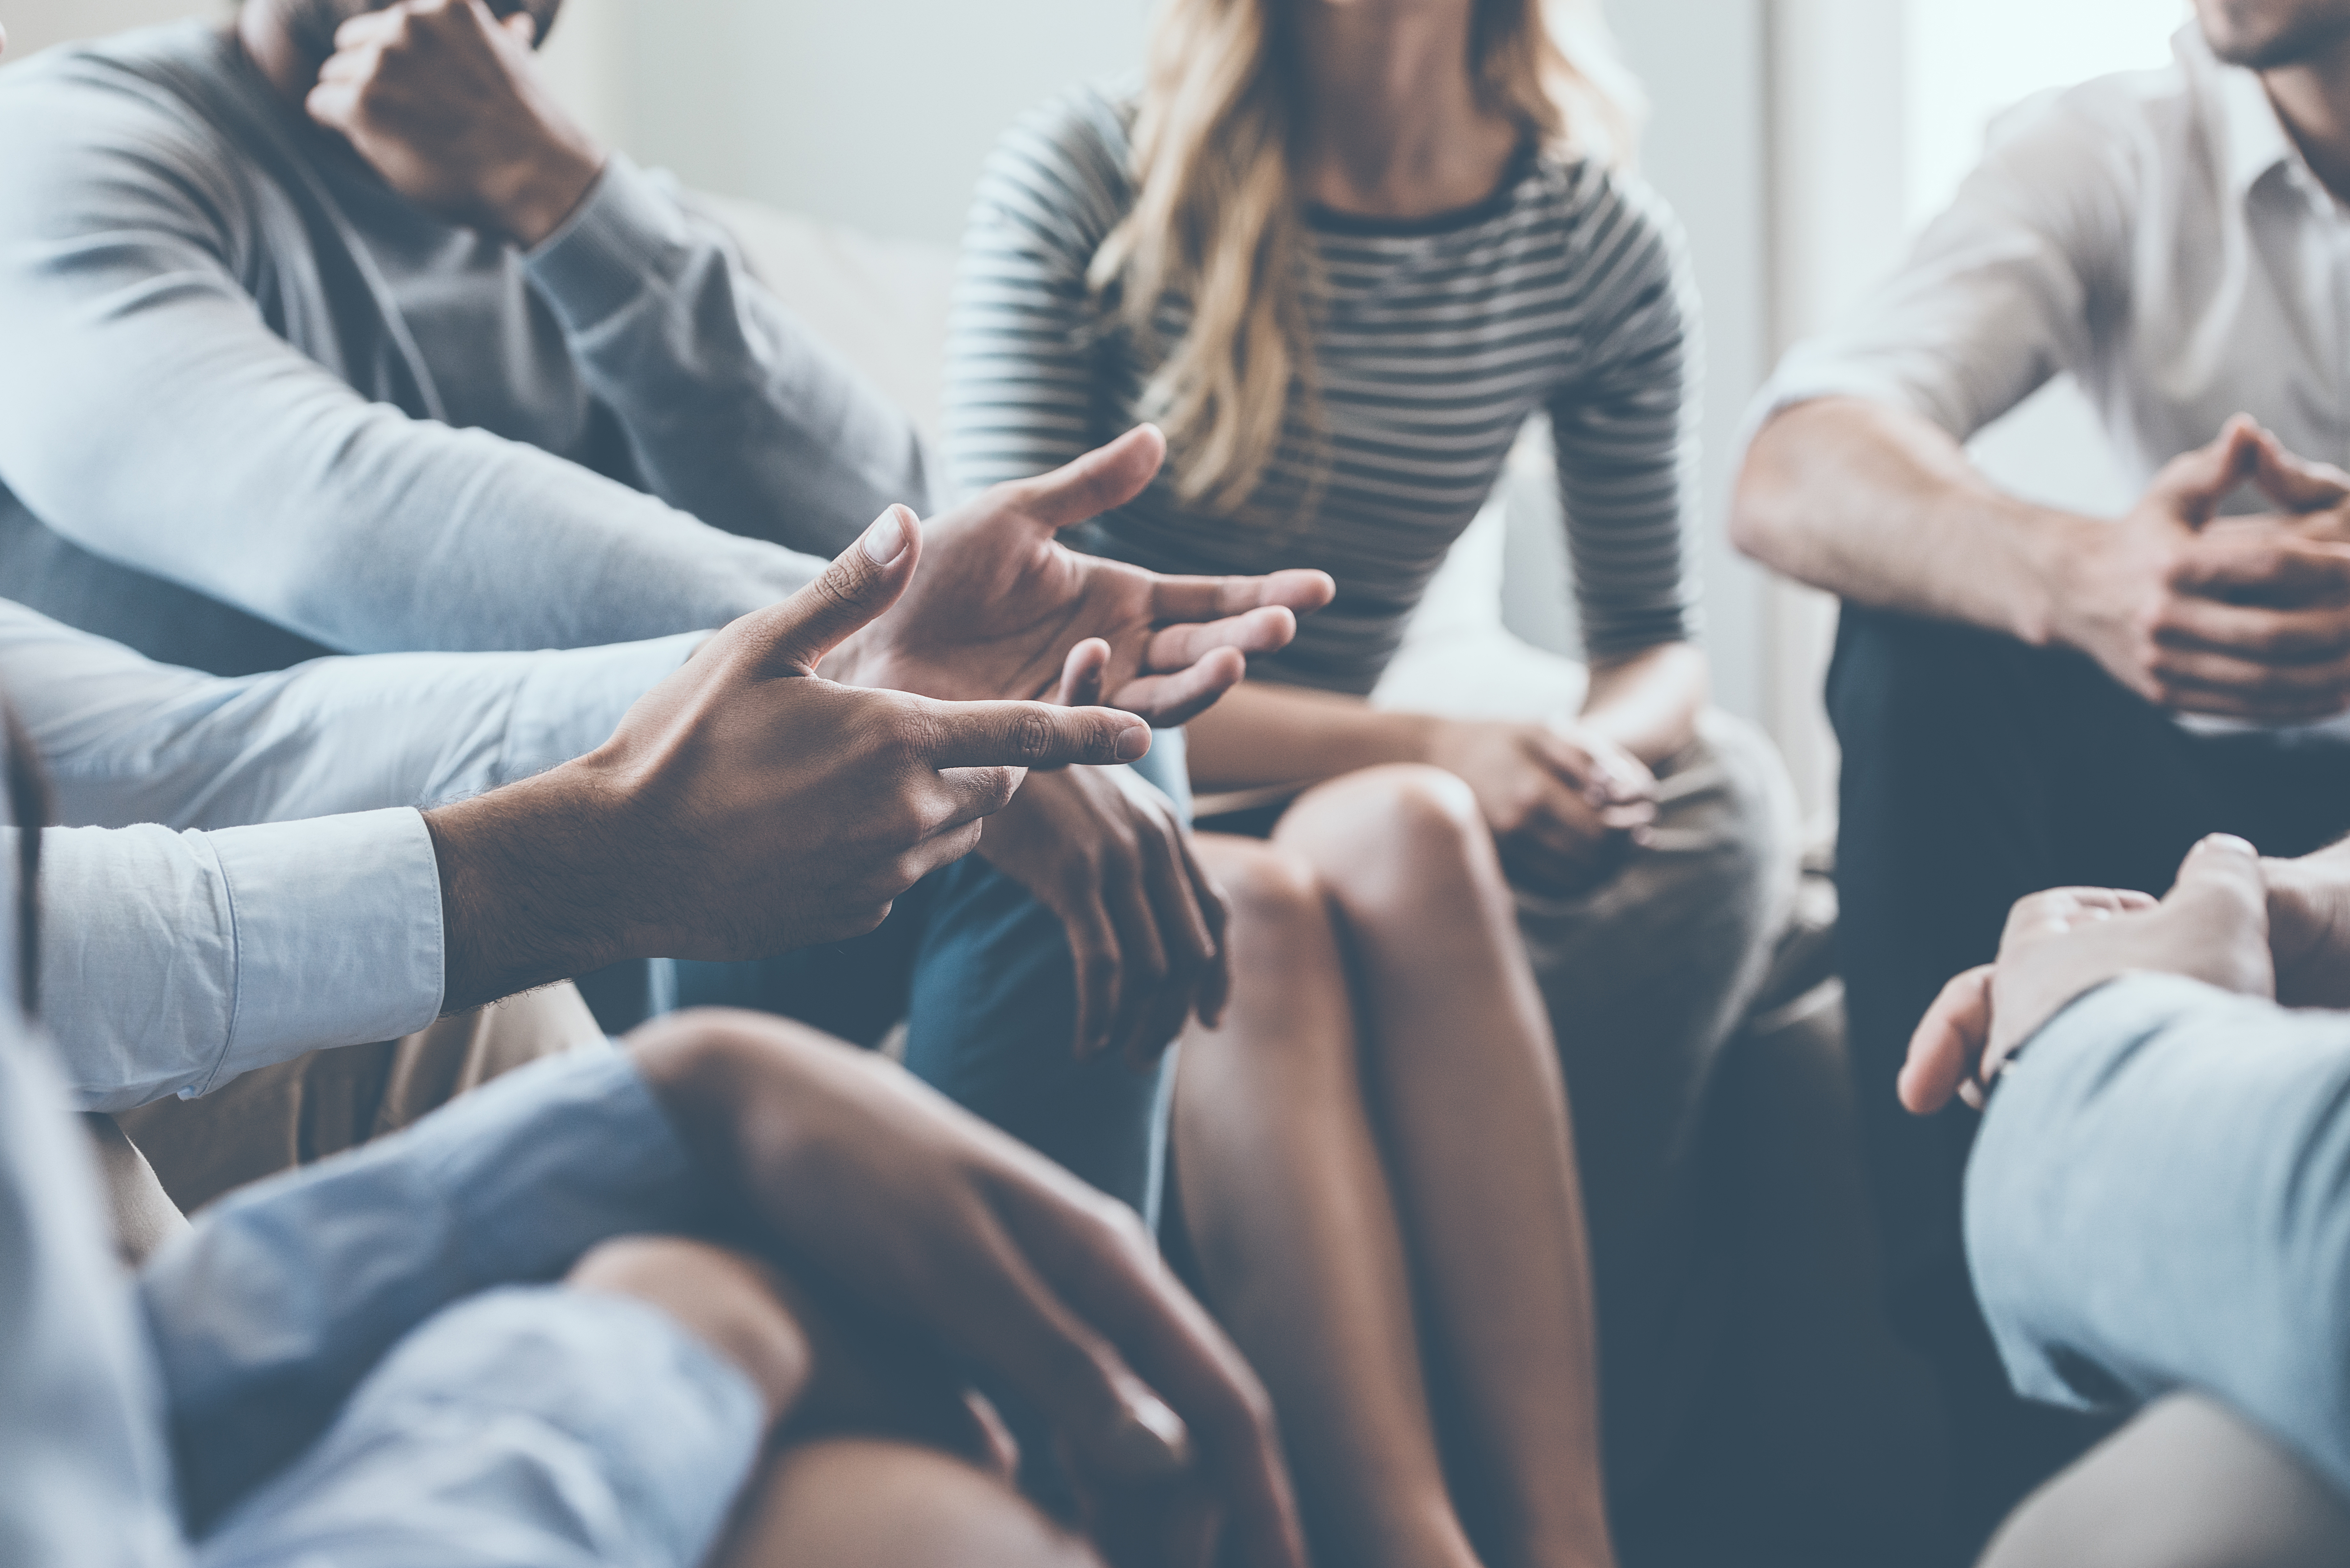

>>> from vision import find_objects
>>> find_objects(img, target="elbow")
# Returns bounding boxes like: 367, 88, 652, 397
1727, 416, 1800, 570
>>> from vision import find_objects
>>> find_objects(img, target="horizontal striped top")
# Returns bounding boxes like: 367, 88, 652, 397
944, 85, 1701, 697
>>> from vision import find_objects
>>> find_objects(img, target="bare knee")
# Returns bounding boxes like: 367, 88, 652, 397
719, 1437, 1101, 1568
567, 1236, 811, 1421
1202, 837, 1332, 968
1280, 764, 1492, 905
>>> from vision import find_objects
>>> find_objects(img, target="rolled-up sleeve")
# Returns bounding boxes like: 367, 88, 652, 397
38, 810, 445, 1110
192, 1287, 763, 1568
1749, 91, 2131, 444
1967, 973, 2350, 1505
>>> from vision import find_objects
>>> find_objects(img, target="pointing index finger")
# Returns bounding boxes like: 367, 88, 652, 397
920, 701, 1152, 770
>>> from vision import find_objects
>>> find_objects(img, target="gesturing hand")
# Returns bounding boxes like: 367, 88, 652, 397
979, 765, 1230, 1066
306, 0, 605, 248
634, 1009, 1308, 1568
824, 427, 1337, 726
426, 514, 1151, 1010
1432, 716, 1657, 894
1896, 834, 2276, 1116
2056, 417, 2350, 723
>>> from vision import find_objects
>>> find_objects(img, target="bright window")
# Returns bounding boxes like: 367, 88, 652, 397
1904, 0, 2190, 226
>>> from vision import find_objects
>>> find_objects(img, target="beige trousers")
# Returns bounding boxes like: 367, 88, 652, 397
1981, 1395, 2350, 1568
90, 982, 602, 1264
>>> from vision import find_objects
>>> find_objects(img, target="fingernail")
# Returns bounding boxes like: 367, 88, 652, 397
860, 507, 908, 565
1115, 725, 1151, 762
2202, 833, 2258, 856
1103, 1394, 1191, 1477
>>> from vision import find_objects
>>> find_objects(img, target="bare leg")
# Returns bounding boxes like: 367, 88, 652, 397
719, 1438, 1101, 1568
1275, 765, 1614, 1568
1176, 831, 1485, 1568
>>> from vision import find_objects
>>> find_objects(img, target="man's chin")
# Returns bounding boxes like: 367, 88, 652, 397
2204, 12, 2350, 70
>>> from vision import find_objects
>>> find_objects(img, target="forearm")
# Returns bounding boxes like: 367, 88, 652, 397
1184, 680, 1441, 792
1579, 641, 1706, 765
1967, 975, 2350, 1494
1732, 398, 2098, 644
423, 764, 641, 1014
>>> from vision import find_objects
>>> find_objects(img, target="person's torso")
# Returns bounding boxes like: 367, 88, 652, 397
2065, 31, 2350, 488
1043, 98, 1671, 695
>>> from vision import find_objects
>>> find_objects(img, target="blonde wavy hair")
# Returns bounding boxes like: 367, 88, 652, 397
1087, 0, 1644, 517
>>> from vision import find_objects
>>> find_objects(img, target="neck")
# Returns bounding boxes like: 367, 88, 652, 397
1293, 1, 1520, 218
2263, 44, 2350, 201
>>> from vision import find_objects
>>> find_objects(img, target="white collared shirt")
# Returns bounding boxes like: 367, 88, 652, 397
1764, 25, 2350, 487
1757, 25, 2350, 736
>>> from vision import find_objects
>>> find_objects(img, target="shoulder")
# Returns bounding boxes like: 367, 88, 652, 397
1513, 154, 1691, 306
0, 24, 252, 231
972, 82, 1138, 246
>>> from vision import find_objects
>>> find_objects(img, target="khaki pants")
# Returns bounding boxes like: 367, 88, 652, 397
1981, 1395, 2350, 1568
90, 982, 602, 1263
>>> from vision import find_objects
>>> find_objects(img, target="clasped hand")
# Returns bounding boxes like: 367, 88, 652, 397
1895, 832, 2350, 1116
2064, 415, 2350, 724
1434, 715, 1658, 895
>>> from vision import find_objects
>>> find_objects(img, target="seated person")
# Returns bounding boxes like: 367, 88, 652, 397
0, 0, 1327, 1217
0, 707, 1308, 1568
1895, 829, 2350, 1567
1732, 0, 2350, 1537
945, 0, 1793, 1545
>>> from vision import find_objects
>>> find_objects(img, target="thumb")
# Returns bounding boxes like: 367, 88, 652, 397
2165, 832, 2268, 932
749, 507, 921, 674
2148, 414, 2261, 526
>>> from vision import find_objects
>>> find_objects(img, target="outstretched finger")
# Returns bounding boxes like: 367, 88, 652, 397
1108, 649, 1248, 728
1142, 607, 1300, 673
1055, 638, 1113, 709
1009, 426, 1169, 531
743, 507, 924, 674
923, 700, 1152, 770
1898, 965, 1996, 1116
1147, 569, 1337, 628
2166, 832, 2269, 931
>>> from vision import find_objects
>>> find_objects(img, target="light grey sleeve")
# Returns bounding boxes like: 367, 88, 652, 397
1747, 89, 2133, 444
38, 811, 448, 1110
0, 70, 825, 654
1967, 973, 2350, 1504
526, 155, 936, 551
0, 599, 699, 831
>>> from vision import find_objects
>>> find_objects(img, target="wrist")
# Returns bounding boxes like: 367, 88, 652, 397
493, 141, 606, 249
2020, 506, 2113, 650
423, 763, 641, 1012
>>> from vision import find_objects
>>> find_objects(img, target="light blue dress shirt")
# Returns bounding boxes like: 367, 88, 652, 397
0, 998, 767, 1568
1968, 974, 2350, 1508
0, 599, 698, 1109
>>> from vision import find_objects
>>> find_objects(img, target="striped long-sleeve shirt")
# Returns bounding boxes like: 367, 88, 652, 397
945, 85, 1702, 697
